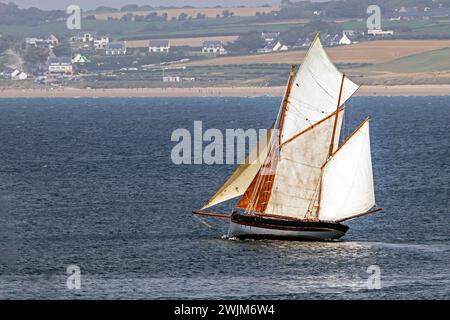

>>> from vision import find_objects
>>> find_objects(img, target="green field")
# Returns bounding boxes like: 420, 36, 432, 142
0, 16, 305, 40
342, 19, 450, 36
361, 47, 450, 73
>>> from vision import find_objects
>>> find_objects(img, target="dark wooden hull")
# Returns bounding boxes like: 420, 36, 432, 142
229, 212, 349, 241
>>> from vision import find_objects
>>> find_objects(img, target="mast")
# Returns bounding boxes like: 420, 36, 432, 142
328, 74, 346, 158
238, 65, 296, 214
278, 65, 296, 146
314, 74, 345, 219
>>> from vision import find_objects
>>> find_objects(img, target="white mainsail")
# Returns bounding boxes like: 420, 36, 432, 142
200, 129, 274, 210
318, 120, 375, 222
264, 111, 344, 219
280, 36, 359, 144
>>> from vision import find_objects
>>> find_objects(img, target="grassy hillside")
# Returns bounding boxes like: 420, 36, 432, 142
362, 47, 450, 73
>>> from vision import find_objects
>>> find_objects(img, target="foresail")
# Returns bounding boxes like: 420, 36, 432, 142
281, 36, 359, 144
200, 129, 274, 210
318, 120, 375, 222
263, 111, 344, 220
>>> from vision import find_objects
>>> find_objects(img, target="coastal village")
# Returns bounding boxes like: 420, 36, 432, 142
1, 1, 450, 89
5, 28, 384, 84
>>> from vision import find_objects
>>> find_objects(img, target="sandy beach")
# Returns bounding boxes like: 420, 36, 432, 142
0, 85, 449, 98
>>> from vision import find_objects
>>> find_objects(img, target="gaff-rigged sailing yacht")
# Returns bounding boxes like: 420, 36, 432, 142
193, 35, 383, 240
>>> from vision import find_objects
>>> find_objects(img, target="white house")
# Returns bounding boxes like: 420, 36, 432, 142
25, 37, 42, 46
47, 34, 59, 45
367, 29, 394, 36
70, 33, 95, 44
81, 33, 94, 43
163, 76, 180, 82
72, 53, 89, 63
106, 41, 127, 55
11, 69, 28, 80
339, 33, 352, 45
202, 41, 227, 55
258, 41, 288, 53
149, 40, 170, 53
261, 32, 280, 43
48, 57, 73, 74
94, 35, 109, 50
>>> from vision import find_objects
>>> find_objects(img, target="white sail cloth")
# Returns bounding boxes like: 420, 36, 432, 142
318, 120, 375, 222
281, 37, 359, 144
201, 129, 274, 210
264, 112, 344, 219
200, 36, 363, 214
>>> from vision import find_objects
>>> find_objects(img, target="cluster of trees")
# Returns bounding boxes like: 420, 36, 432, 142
108, 10, 236, 23
226, 19, 346, 52
0, 2, 66, 25
280, 20, 343, 45
225, 31, 266, 52
0, 35, 16, 54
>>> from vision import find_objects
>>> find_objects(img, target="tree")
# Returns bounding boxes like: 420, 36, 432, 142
196, 12, 206, 19
120, 13, 134, 21
134, 15, 145, 22
178, 12, 188, 21
226, 31, 265, 52
280, 19, 343, 45
120, 4, 139, 12
222, 10, 231, 18
23, 47, 49, 65
0, 35, 15, 54
52, 43, 72, 57
145, 12, 159, 21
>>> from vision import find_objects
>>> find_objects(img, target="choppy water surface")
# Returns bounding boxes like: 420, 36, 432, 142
0, 96, 448, 299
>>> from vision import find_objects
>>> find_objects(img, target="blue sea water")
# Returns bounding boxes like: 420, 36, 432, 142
0, 96, 448, 299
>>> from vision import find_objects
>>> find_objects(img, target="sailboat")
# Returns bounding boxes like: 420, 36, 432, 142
193, 35, 383, 241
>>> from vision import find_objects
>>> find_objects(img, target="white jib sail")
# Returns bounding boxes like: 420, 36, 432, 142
201, 129, 274, 210
318, 120, 375, 222
264, 111, 344, 220
281, 36, 359, 144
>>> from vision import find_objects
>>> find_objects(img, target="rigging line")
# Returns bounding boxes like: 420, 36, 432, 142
244, 66, 295, 215
279, 156, 324, 168
242, 127, 275, 214
305, 64, 337, 101
244, 135, 276, 214
287, 95, 330, 113
193, 214, 216, 229
251, 141, 277, 212
281, 104, 315, 127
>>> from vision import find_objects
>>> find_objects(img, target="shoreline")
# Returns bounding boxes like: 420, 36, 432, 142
1, 85, 450, 98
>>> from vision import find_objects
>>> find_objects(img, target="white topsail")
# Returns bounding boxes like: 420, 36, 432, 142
280, 36, 359, 144
318, 120, 375, 222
